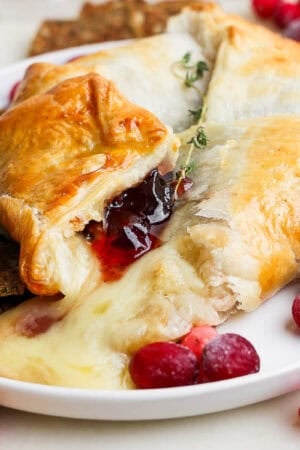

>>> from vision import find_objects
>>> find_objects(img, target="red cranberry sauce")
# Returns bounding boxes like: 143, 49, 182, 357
84, 169, 193, 282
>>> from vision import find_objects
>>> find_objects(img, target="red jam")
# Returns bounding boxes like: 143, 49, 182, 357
85, 169, 177, 281
88, 222, 160, 281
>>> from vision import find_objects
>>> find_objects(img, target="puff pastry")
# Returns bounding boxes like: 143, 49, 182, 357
168, 2, 300, 121
0, 73, 178, 296
13, 33, 210, 132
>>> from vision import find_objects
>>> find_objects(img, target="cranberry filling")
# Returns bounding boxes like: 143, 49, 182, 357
84, 169, 193, 281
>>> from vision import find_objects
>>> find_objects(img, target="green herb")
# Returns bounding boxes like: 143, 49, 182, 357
176, 161, 196, 179
195, 61, 209, 77
188, 127, 207, 149
174, 99, 208, 199
172, 52, 209, 94
181, 52, 192, 66
188, 107, 203, 123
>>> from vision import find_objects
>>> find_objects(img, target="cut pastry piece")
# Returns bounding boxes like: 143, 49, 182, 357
169, 2, 300, 121
0, 73, 179, 296
170, 116, 300, 313
14, 33, 210, 132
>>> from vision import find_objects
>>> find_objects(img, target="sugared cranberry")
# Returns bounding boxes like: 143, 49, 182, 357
273, 1, 300, 28
180, 326, 218, 359
8, 80, 21, 103
129, 342, 199, 389
198, 333, 260, 383
252, 0, 279, 19
284, 18, 300, 40
292, 294, 300, 327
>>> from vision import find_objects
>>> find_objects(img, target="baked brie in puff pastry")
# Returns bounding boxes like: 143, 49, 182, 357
0, 2, 300, 389
0, 116, 299, 388
0, 73, 178, 296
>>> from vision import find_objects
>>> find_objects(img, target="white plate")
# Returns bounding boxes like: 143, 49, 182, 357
0, 43, 300, 421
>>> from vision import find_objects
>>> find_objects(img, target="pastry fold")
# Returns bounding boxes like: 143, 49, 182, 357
168, 2, 300, 121
0, 73, 178, 296
12, 33, 210, 132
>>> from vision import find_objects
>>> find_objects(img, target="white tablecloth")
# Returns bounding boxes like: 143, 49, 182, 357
0, 1, 299, 449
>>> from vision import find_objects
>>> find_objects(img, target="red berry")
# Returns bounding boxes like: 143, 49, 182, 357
273, 1, 300, 28
252, 0, 279, 19
8, 80, 21, 103
180, 325, 217, 358
284, 18, 300, 40
198, 333, 260, 383
129, 342, 199, 389
292, 294, 300, 327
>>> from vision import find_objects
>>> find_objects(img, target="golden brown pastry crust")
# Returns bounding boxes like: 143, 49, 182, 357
0, 73, 178, 295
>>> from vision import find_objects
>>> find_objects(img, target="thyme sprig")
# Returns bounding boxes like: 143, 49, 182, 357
188, 107, 203, 123
172, 52, 209, 95
174, 99, 208, 199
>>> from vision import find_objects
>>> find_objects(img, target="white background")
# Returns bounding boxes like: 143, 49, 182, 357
0, 1, 299, 449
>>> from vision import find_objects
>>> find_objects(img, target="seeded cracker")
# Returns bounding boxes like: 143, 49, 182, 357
28, 0, 193, 56
0, 238, 24, 297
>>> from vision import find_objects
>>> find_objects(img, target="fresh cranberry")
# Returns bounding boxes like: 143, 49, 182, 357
198, 333, 260, 383
8, 80, 21, 103
129, 342, 199, 389
292, 294, 300, 327
252, 0, 279, 19
273, 1, 300, 28
180, 326, 218, 359
284, 18, 300, 40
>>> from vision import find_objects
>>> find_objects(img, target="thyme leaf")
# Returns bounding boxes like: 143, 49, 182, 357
188, 107, 203, 123
176, 161, 196, 179
172, 52, 209, 94
188, 127, 207, 149
174, 98, 208, 200
181, 52, 192, 66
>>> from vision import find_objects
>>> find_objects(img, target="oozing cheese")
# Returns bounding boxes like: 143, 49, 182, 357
0, 239, 223, 388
